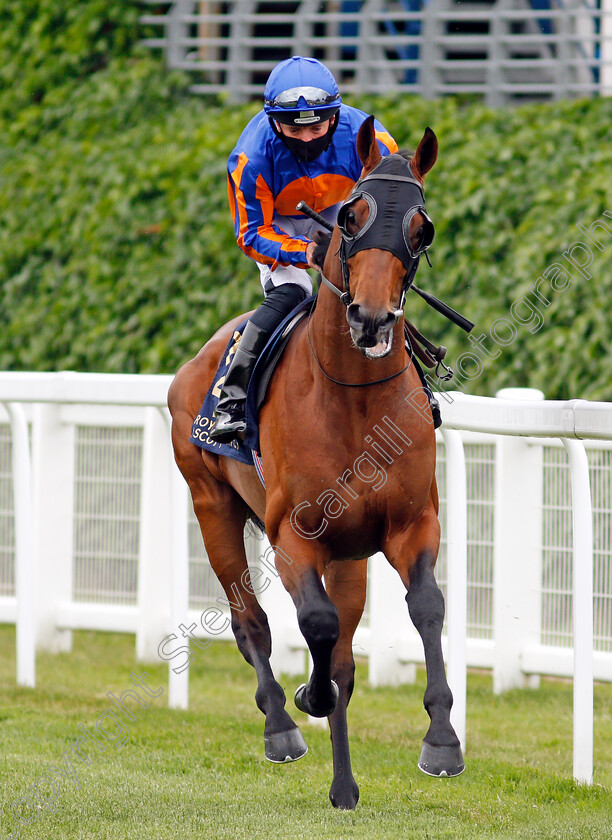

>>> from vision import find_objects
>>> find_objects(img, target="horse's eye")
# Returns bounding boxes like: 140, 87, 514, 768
344, 209, 358, 233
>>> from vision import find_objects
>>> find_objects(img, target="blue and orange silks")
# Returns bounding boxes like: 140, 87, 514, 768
227, 105, 398, 270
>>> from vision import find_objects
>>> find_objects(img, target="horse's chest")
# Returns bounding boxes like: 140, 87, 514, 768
285, 442, 431, 549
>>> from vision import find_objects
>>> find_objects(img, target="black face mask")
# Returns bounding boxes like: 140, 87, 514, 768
336, 154, 435, 294
337, 155, 435, 267
276, 119, 336, 163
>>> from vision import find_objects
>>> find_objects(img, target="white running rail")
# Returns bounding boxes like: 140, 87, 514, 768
0, 372, 609, 784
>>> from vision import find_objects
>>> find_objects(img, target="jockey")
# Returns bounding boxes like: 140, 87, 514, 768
210, 55, 398, 443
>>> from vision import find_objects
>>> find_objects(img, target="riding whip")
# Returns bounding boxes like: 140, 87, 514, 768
296, 201, 334, 232
410, 284, 474, 333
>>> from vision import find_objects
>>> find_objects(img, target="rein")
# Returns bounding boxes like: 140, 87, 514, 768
318, 268, 352, 307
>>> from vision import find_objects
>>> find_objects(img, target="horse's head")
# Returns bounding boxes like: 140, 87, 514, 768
325, 116, 437, 358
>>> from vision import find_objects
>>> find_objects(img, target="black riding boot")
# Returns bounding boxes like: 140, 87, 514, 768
210, 282, 309, 443
209, 320, 270, 443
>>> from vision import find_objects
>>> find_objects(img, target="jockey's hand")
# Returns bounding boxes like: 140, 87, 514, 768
306, 241, 319, 270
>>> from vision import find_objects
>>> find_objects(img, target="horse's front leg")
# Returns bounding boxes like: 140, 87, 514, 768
323, 558, 367, 810
383, 503, 465, 777
272, 521, 340, 719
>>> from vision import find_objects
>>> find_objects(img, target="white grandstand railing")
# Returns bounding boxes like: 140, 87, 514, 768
0, 372, 609, 785
138, 0, 612, 106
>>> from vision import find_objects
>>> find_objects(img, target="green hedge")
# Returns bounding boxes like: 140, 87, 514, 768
0, 0, 140, 125
375, 94, 612, 401
1, 5, 611, 398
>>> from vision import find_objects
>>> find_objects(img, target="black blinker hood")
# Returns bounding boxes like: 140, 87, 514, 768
337, 154, 434, 278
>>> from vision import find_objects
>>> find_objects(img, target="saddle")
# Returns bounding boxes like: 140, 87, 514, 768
189, 297, 314, 465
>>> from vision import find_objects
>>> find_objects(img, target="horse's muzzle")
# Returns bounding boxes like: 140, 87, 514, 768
346, 303, 396, 359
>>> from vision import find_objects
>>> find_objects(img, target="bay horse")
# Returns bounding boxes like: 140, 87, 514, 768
168, 116, 464, 809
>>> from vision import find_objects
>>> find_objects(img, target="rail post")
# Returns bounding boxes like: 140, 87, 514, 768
6, 402, 36, 687
441, 427, 468, 751
369, 551, 418, 687
166, 409, 191, 710
31, 403, 74, 655
258, 534, 306, 678
137, 407, 174, 661
562, 438, 594, 785
493, 388, 544, 693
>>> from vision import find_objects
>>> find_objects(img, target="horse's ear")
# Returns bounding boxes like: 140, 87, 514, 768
412, 126, 438, 179
357, 115, 382, 171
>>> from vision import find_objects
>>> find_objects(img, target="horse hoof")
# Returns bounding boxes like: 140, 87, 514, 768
294, 680, 339, 717
265, 727, 308, 763
418, 742, 465, 777
329, 776, 360, 810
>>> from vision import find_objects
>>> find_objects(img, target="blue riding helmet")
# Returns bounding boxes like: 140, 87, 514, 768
264, 56, 341, 126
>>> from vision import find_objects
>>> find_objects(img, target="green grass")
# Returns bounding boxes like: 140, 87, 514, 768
0, 626, 610, 839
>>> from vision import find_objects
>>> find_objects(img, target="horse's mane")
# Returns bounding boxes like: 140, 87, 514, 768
311, 149, 414, 270
397, 149, 414, 161
312, 231, 333, 269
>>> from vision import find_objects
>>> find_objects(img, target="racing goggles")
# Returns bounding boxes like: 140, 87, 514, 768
265, 86, 338, 109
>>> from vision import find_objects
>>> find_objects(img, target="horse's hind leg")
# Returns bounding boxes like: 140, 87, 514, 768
383, 504, 465, 778
201, 495, 307, 761
175, 452, 307, 762
324, 558, 367, 810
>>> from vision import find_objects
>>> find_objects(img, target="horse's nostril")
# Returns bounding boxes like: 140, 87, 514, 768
346, 303, 363, 329
381, 310, 396, 329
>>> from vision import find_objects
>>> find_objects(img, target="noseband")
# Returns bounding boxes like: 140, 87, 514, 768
319, 154, 435, 313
